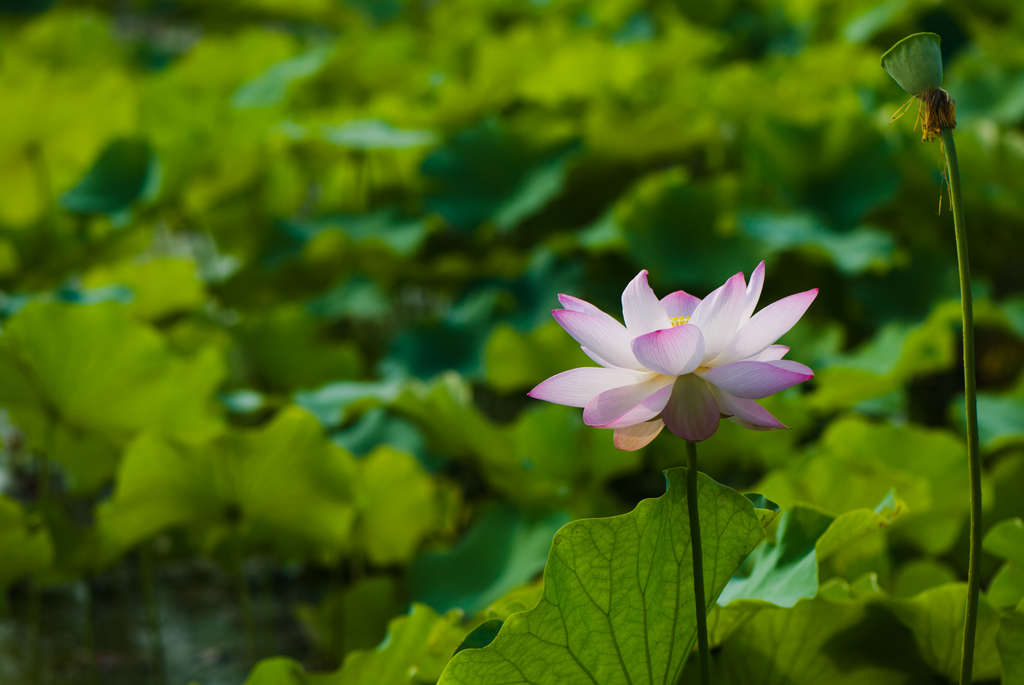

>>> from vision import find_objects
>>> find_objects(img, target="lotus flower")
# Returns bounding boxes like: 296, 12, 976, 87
528, 263, 817, 449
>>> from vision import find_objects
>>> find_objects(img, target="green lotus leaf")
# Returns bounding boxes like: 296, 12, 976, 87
989, 562, 1024, 610
236, 306, 365, 393
1000, 599, 1024, 685
354, 445, 448, 566
887, 583, 1002, 682
984, 518, 1024, 609
407, 504, 569, 614
963, 392, 1024, 451
985, 518, 1024, 567
881, 33, 943, 96
58, 137, 158, 214
0, 302, 225, 492
453, 618, 504, 655
422, 119, 575, 233
296, 576, 402, 662
296, 376, 406, 430
231, 44, 333, 109
484, 321, 591, 394
97, 407, 359, 560
700, 578, 925, 684
244, 603, 471, 685
438, 468, 766, 685
719, 492, 905, 609
0, 495, 53, 608
330, 407, 426, 460
756, 415, 966, 555
393, 375, 641, 513
82, 257, 205, 320
892, 559, 959, 597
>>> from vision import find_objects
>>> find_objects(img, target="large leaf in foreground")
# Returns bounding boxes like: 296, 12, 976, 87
438, 468, 766, 685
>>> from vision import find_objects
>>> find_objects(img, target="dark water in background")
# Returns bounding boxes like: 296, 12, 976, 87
0, 559, 326, 685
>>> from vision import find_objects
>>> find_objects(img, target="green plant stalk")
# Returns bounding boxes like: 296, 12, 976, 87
686, 441, 711, 685
28, 428, 54, 685
83, 576, 98, 685
139, 544, 167, 685
232, 534, 258, 661
940, 127, 981, 685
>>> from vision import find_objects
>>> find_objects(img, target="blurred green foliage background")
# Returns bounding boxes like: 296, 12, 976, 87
1, 0, 1024, 683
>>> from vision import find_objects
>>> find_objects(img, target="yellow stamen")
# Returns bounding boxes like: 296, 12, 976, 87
670, 316, 691, 327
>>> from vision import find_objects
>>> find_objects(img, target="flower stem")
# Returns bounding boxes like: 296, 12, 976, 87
940, 127, 981, 685
686, 441, 711, 685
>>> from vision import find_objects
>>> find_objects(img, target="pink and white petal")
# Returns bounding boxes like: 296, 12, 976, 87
558, 294, 620, 325
751, 345, 789, 361
552, 309, 646, 371
583, 376, 676, 428
728, 416, 778, 431
700, 360, 813, 399
709, 385, 787, 430
629, 324, 705, 377
715, 288, 818, 364
614, 420, 665, 451
662, 375, 721, 442
528, 367, 653, 408
661, 291, 701, 319
582, 346, 616, 368
690, 272, 748, 363
739, 261, 765, 323
622, 270, 671, 336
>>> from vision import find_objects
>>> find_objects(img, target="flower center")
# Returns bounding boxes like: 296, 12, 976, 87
670, 316, 691, 327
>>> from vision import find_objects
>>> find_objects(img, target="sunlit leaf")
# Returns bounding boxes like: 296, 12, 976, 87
82, 257, 205, 320
0, 302, 224, 491
354, 445, 447, 566
97, 407, 358, 560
